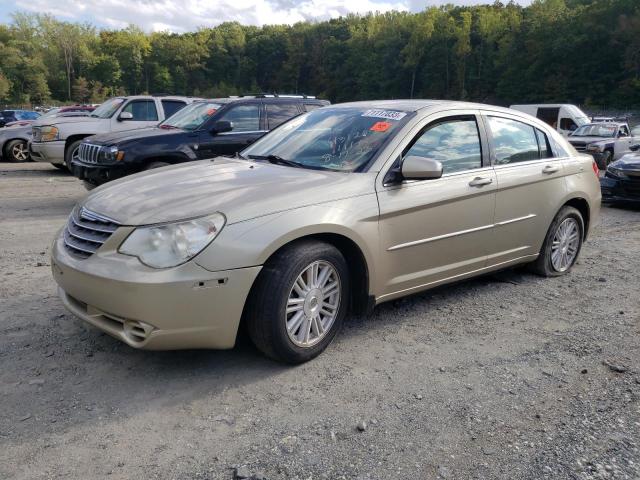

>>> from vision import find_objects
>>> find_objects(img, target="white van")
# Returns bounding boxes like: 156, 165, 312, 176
509, 104, 590, 137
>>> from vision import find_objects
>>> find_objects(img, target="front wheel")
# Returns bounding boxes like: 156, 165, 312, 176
245, 240, 350, 363
595, 150, 612, 170
530, 206, 584, 277
64, 140, 83, 171
5, 140, 30, 162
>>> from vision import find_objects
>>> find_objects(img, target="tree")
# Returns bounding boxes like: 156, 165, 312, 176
72, 76, 90, 103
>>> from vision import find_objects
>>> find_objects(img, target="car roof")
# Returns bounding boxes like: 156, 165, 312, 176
326, 99, 519, 114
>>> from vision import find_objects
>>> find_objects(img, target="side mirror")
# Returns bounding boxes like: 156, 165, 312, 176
211, 120, 233, 134
118, 111, 133, 121
401, 155, 443, 180
630, 144, 640, 152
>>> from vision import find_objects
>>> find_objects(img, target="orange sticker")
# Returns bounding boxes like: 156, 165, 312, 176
370, 121, 391, 132
206, 108, 217, 115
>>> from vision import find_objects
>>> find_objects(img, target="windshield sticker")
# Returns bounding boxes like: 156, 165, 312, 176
206, 108, 217, 116
361, 109, 407, 121
370, 121, 392, 132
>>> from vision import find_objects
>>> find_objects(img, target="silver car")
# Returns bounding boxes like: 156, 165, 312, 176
51, 100, 601, 363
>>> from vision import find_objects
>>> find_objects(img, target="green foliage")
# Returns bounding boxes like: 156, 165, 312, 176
1, 1, 639, 107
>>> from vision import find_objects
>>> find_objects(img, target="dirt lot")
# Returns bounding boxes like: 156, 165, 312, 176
1, 162, 639, 480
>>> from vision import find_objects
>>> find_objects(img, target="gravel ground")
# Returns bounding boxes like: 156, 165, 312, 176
1, 162, 639, 480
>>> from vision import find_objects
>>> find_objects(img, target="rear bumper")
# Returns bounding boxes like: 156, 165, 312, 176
30, 141, 65, 164
52, 231, 262, 350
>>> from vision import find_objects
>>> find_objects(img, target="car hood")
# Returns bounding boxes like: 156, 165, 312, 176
611, 153, 640, 171
32, 116, 104, 127
82, 158, 375, 226
88, 127, 179, 146
568, 136, 613, 145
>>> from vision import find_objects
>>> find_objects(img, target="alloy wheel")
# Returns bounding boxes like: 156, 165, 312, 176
551, 218, 580, 272
285, 260, 341, 348
11, 142, 29, 161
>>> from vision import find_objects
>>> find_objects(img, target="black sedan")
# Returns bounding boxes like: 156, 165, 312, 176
600, 144, 640, 203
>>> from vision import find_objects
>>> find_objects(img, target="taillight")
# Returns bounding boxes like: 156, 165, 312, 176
592, 160, 599, 177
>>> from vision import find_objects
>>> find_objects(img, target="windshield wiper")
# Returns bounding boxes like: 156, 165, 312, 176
248, 154, 305, 168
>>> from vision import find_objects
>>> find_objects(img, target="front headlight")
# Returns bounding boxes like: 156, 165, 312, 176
607, 166, 628, 179
104, 145, 124, 162
119, 213, 226, 268
40, 126, 59, 142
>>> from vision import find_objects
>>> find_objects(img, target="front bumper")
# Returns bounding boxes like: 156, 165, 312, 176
51, 228, 262, 350
30, 140, 65, 164
71, 160, 131, 186
600, 175, 640, 203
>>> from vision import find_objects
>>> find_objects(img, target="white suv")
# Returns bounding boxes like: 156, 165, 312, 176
30, 95, 198, 169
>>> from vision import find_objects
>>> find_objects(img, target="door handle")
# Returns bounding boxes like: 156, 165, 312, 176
542, 165, 560, 174
468, 177, 493, 187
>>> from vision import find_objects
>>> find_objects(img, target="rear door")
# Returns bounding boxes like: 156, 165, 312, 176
484, 113, 567, 264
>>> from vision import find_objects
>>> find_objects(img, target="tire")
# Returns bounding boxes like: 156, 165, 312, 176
595, 150, 612, 170
245, 240, 350, 364
530, 206, 584, 277
5, 139, 30, 162
64, 140, 83, 171
145, 161, 170, 170
52, 163, 68, 171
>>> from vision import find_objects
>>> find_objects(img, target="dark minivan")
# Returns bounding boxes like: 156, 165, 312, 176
72, 94, 329, 189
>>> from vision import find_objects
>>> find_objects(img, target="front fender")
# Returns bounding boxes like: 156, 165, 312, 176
194, 195, 380, 291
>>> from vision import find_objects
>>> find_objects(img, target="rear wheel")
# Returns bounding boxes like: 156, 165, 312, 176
530, 206, 584, 277
5, 139, 30, 162
245, 240, 350, 363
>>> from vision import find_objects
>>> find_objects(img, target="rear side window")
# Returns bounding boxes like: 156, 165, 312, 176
303, 104, 322, 112
488, 116, 539, 164
161, 100, 186, 119
536, 108, 559, 127
536, 129, 554, 159
266, 103, 300, 129
217, 105, 260, 132
123, 100, 158, 121
405, 116, 482, 174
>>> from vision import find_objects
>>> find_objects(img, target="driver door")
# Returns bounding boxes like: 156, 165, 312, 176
376, 113, 496, 300
615, 125, 632, 159
111, 99, 160, 132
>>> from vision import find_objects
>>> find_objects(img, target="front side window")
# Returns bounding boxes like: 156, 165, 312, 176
560, 118, 578, 131
404, 116, 482, 174
160, 101, 223, 131
123, 100, 158, 121
217, 105, 260, 132
488, 116, 539, 164
266, 103, 300, 129
619, 125, 630, 137
242, 106, 411, 171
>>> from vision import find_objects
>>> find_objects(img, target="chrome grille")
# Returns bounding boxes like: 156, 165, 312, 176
32, 126, 42, 142
63, 207, 119, 259
78, 143, 102, 164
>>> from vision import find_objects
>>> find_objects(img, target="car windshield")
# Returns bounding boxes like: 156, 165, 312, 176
241, 106, 411, 172
572, 124, 616, 137
90, 98, 125, 118
159, 101, 223, 131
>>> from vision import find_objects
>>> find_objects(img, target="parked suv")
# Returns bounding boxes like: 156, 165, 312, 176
30, 95, 196, 169
71, 95, 329, 189
567, 122, 637, 169
52, 100, 601, 363
0, 110, 41, 128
